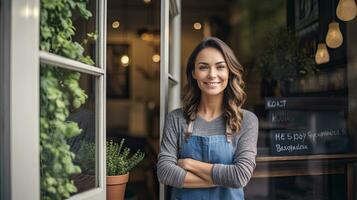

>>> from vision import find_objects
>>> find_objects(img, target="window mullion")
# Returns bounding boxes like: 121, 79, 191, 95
40, 51, 104, 76
97, 0, 107, 192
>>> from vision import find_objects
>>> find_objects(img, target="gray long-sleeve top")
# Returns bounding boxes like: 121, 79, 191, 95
157, 108, 259, 188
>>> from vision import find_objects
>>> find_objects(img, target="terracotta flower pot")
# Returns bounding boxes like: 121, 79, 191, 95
106, 173, 129, 200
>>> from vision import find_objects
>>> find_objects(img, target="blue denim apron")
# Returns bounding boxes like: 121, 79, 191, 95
171, 120, 244, 200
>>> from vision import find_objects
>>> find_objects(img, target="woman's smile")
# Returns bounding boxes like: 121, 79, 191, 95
204, 81, 222, 88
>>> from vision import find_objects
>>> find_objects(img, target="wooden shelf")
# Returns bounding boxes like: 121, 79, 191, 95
253, 166, 345, 178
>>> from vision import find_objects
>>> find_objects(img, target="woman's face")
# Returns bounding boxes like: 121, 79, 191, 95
193, 47, 229, 97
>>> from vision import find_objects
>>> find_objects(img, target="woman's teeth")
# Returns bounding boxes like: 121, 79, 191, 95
205, 82, 220, 86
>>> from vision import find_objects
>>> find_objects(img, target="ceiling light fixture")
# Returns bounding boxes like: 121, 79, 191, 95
112, 21, 120, 29
315, 43, 330, 64
120, 55, 129, 67
336, 0, 357, 21
326, 22, 343, 48
152, 54, 160, 63
193, 22, 202, 30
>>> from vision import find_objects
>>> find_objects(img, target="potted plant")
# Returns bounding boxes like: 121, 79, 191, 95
106, 139, 145, 200
256, 27, 318, 96
77, 139, 145, 200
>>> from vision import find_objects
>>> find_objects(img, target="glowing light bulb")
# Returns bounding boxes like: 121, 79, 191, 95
152, 54, 160, 63
141, 33, 154, 42
325, 22, 343, 48
193, 22, 202, 30
120, 55, 129, 66
336, 0, 357, 21
315, 43, 330, 64
112, 21, 120, 29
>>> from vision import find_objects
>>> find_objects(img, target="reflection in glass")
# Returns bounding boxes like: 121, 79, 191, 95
67, 71, 97, 194
40, 65, 97, 198
72, 0, 98, 65
325, 22, 343, 48
40, 0, 98, 65
315, 43, 330, 64
180, 0, 356, 199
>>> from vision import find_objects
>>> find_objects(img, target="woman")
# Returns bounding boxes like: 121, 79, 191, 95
157, 37, 258, 200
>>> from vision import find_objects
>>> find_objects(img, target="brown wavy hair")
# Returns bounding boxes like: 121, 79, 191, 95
183, 37, 246, 139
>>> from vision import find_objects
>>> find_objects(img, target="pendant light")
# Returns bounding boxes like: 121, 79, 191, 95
326, 22, 343, 48
326, 0, 343, 48
336, 0, 357, 21
315, 43, 330, 64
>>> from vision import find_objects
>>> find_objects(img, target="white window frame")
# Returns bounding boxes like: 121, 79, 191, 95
2, 0, 107, 199
160, 0, 181, 199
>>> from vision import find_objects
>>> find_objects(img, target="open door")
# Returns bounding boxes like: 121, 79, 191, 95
159, 0, 181, 199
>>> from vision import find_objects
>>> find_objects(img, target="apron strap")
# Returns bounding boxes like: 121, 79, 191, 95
188, 120, 194, 133
226, 123, 233, 143
184, 120, 194, 142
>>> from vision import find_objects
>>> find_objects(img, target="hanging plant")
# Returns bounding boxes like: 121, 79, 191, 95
40, 0, 96, 199
256, 27, 318, 81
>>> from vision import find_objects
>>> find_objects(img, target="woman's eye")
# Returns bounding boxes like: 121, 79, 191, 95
217, 65, 226, 69
199, 65, 208, 70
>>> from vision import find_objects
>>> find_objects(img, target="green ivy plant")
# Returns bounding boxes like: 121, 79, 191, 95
40, 0, 95, 199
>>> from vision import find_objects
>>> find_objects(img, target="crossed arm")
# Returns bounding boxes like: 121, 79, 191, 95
157, 110, 259, 189
177, 158, 216, 188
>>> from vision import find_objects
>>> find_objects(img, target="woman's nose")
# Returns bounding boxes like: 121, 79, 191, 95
208, 68, 217, 79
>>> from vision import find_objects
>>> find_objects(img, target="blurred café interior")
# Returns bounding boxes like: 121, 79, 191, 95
73, 0, 357, 199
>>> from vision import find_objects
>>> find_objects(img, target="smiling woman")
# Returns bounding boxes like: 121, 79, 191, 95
193, 47, 229, 98
157, 37, 258, 200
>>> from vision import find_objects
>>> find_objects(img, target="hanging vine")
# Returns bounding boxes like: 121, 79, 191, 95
40, 0, 96, 199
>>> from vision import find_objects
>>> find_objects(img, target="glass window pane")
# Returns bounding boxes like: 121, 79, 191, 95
180, 0, 357, 199
40, 0, 98, 66
106, 0, 161, 199
40, 64, 98, 199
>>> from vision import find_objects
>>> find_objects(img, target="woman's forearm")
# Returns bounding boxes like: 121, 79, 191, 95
179, 159, 215, 184
182, 171, 216, 188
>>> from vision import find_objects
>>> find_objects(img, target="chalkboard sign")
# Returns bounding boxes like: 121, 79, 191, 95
265, 97, 350, 156
270, 129, 350, 156
265, 97, 347, 110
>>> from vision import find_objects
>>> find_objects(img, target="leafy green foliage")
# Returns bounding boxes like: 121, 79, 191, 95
256, 27, 318, 81
75, 141, 96, 174
106, 139, 145, 176
77, 140, 145, 176
40, 0, 95, 199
